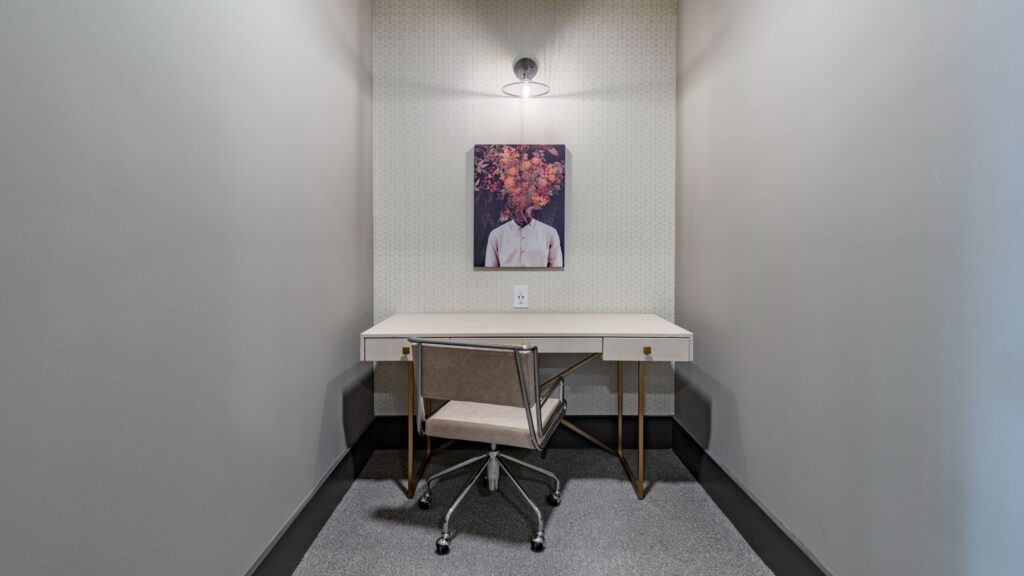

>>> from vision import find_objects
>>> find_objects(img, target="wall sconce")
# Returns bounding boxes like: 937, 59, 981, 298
502, 58, 550, 98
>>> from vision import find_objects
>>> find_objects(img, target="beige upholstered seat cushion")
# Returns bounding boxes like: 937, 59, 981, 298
425, 399, 563, 449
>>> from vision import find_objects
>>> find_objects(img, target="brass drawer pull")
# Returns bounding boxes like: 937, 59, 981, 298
402, 346, 410, 355
643, 346, 652, 355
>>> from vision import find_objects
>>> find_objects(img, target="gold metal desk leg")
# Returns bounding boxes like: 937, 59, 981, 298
405, 361, 439, 498
638, 360, 645, 499
406, 360, 415, 498
617, 361, 646, 500
617, 361, 624, 452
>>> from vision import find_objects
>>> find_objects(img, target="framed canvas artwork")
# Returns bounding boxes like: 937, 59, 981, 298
473, 144, 566, 269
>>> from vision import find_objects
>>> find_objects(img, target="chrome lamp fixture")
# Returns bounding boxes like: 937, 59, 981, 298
502, 57, 550, 98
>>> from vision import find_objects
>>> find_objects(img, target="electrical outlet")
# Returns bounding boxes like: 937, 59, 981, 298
513, 285, 529, 308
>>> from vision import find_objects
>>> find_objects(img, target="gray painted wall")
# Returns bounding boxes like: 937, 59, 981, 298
0, 0, 373, 574
675, 1, 1023, 575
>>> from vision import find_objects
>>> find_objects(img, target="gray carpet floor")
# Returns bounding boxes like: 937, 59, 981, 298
293, 449, 774, 576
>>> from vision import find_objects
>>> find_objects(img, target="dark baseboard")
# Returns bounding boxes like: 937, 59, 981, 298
371, 414, 673, 450
250, 425, 375, 576
671, 420, 829, 576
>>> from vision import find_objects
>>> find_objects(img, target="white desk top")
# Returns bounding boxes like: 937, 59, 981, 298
362, 313, 692, 339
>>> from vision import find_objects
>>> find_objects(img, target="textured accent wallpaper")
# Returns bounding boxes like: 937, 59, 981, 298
373, 0, 677, 415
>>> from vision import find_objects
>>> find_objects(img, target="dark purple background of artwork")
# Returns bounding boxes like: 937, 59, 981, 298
473, 144, 566, 268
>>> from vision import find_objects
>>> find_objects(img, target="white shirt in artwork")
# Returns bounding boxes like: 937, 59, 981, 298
484, 219, 563, 268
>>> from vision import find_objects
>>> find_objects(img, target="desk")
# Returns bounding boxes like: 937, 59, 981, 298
361, 313, 694, 500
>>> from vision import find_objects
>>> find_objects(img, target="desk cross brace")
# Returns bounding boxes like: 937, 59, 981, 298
557, 359, 646, 500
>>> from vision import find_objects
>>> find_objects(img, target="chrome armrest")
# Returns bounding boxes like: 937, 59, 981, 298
539, 376, 564, 407
534, 377, 565, 445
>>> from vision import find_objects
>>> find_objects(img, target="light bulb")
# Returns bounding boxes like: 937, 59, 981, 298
502, 58, 550, 97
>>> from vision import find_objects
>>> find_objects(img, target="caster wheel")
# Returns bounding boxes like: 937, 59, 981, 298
530, 534, 545, 553
418, 492, 432, 510
546, 491, 562, 507
435, 535, 451, 555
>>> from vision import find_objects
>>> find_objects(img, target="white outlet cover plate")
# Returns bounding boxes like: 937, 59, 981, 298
513, 285, 528, 308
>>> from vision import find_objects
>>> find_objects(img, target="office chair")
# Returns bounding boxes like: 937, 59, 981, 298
409, 338, 567, 555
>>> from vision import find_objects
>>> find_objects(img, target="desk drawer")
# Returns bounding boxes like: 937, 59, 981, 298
454, 337, 602, 354
363, 338, 417, 362
602, 337, 692, 362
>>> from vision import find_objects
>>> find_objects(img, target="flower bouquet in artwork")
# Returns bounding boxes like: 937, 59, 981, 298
473, 144, 566, 268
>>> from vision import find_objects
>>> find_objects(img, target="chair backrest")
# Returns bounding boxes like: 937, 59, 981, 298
413, 340, 538, 408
